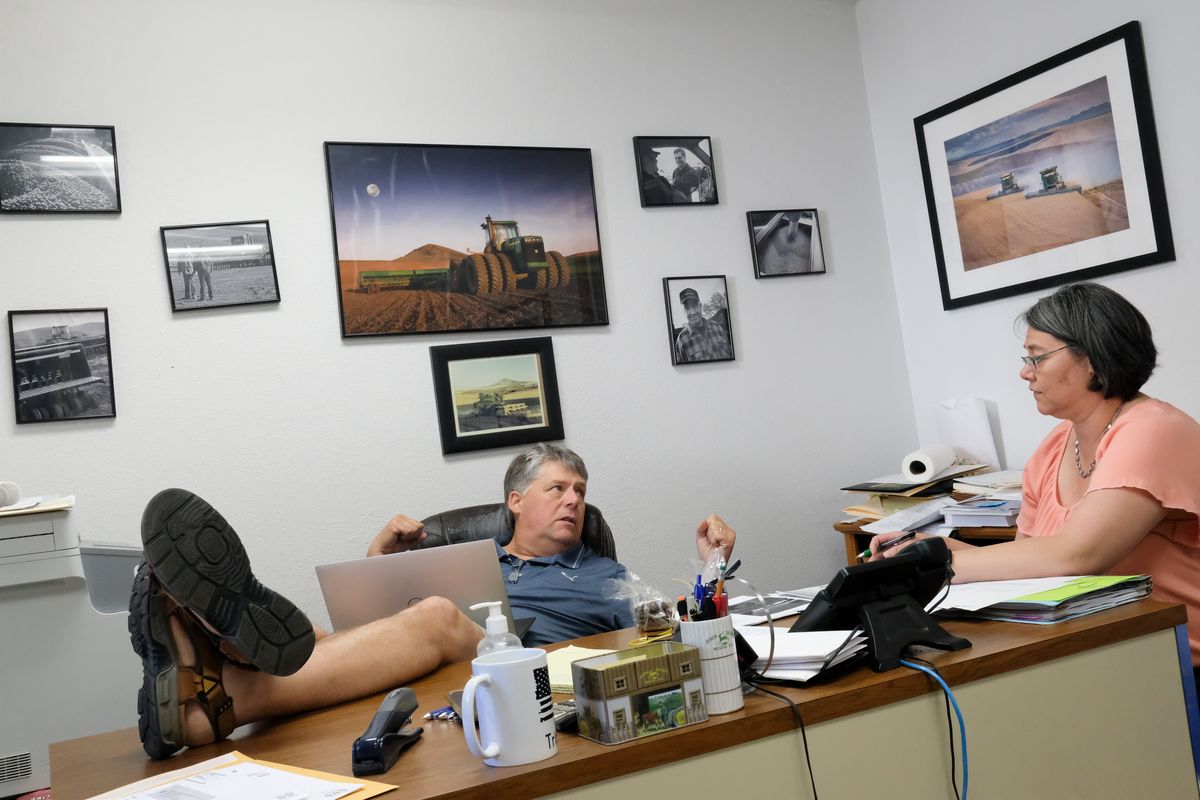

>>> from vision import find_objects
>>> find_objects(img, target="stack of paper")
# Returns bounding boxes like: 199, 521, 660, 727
546, 645, 615, 693
734, 625, 867, 682
861, 496, 957, 534
952, 468, 1023, 495
940, 494, 1021, 527
934, 576, 1151, 624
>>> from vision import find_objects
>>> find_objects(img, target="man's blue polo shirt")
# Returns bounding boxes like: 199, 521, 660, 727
494, 540, 634, 647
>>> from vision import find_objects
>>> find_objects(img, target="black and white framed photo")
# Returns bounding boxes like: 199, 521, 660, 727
633, 136, 718, 207
160, 220, 280, 311
325, 141, 608, 338
662, 275, 735, 365
747, 209, 827, 278
8, 308, 116, 424
429, 336, 564, 455
0, 123, 121, 212
915, 21, 1173, 310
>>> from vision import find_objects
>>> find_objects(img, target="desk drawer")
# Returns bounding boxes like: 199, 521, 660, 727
0, 533, 56, 558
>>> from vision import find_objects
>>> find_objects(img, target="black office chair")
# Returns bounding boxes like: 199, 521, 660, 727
418, 502, 617, 561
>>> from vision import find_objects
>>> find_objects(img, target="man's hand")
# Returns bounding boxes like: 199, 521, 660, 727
695, 513, 736, 562
367, 514, 427, 557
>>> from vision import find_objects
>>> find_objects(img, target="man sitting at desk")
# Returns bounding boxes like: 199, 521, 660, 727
130, 443, 736, 759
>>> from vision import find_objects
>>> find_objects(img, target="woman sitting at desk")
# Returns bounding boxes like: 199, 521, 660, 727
870, 282, 1200, 683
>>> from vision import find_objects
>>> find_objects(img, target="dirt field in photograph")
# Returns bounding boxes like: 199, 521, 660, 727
339, 251, 607, 334
954, 181, 1129, 271
170, 264, 278, 308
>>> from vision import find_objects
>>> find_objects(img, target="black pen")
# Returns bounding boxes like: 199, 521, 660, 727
857, 530, 918, 561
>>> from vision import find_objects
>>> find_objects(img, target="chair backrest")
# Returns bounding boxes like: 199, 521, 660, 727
419, 502, 617, 561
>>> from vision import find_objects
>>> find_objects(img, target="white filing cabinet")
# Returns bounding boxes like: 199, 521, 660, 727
0, 509, 142, 797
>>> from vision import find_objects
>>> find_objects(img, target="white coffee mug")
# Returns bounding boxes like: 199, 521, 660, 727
461, 647, 558, 767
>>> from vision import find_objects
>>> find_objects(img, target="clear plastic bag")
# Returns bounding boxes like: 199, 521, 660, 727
607, 571, 679, 633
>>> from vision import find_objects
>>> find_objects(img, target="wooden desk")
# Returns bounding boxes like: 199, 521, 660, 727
52, 601, 1199, 799
835, 518, 1017, 565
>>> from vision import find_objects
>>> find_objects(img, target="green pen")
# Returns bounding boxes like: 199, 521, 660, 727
857, 530, 918, 560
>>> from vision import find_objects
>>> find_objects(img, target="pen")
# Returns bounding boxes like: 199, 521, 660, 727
857, 530, 919, 561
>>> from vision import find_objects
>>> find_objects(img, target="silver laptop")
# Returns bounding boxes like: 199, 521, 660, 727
316, 540, 515, 633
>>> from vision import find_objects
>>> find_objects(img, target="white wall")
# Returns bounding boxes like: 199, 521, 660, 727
856, 0, 1200, 468
0, 0, 912, 766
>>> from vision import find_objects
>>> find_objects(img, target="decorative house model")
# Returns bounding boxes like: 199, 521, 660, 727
571, 641, 708, 745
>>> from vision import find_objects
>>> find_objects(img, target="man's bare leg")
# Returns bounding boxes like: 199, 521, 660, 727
177, 597, 481, 745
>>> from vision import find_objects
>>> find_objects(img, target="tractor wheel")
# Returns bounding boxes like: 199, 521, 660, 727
548, 251, 571, 289
462, 254, 489, 295
534, 267, 549, 291
66, 390, 85, 415
494, 252, 519, 292
483, 253, 505, 293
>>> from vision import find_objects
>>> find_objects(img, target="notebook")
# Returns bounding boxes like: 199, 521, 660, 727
316, 539, 525, 634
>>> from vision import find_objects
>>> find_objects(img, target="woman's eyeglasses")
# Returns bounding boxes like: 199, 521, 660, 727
1020, 345, 1070, 369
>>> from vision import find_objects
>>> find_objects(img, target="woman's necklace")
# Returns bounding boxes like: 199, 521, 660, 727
1073, 401, 1126, 479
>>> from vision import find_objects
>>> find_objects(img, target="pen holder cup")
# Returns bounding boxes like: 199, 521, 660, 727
678, 615, 744, 714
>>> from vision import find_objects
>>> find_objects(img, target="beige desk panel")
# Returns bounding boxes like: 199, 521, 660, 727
550, 628, 1198, 800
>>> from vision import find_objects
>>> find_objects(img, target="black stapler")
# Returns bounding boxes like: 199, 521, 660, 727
351, 687, 424, 776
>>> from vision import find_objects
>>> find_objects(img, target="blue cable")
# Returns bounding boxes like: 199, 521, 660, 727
900, 659, 968, 800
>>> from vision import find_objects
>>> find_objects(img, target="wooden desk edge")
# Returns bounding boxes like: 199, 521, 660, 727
50, 600, 1187, 800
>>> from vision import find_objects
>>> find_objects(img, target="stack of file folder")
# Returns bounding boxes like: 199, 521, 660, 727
734, 626, 867, 682
935, 575, 1151, 624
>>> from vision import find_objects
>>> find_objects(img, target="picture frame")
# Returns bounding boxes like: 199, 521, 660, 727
633, 136, 718, 207
0, 122, 121, 213
915, 21, 1173, 310
8, 308, 116, 424
662, 275, 735, 366
324, 142, 609, 338
160, 220, 280, 311
747, 209, 827, 278
429, 336, 565, 455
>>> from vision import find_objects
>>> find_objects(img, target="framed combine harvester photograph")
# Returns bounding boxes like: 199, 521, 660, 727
915, 21, 1173, 310
324, 141, 609, 338
7, 308, 116, 424
428, 336, 564, 455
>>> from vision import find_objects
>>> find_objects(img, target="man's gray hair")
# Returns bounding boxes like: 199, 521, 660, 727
1020, 282, 1157, 401
503, 444, 588, 498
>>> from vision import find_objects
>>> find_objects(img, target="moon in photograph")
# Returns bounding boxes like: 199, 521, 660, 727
366, 183, 380, 197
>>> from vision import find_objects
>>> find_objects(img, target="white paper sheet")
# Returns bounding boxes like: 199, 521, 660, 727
933, 577, 1083, 612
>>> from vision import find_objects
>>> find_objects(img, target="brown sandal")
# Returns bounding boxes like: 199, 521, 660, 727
129, 563, 238, 759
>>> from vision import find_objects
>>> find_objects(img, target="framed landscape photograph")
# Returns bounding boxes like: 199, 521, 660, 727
429, 336, 564, 455
0, 123, 121, 212
160, 220, 280, 311
662, 275, 735, 366
915, 21, 1173, 310
8, 308, 116, 424
633, 136, 718, 207
324, 142, 608, 338
747, 209, 826, 278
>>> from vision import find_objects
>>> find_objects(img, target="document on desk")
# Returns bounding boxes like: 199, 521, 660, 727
933, 576, 1085, 612
735, 625, 867, 682
860, 496, 956, 534
93, 750, 395, 800
727, 592, 812, 625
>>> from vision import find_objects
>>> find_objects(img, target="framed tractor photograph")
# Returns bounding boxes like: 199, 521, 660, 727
8, 308, 116, 424
324, 142, 609, 338
428, 336, 565, 455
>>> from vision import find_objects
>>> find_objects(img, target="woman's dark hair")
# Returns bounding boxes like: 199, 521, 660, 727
1020, 282, 1157, 400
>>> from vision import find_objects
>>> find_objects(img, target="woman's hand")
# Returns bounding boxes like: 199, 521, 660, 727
867, 530, 929, 560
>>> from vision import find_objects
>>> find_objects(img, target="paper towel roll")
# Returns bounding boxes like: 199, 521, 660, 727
901, 444, 957, 483
0, 481, 21, 507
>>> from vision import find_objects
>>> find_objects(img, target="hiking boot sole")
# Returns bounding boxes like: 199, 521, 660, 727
128, 561, 183, 760
141, 488, 314, 677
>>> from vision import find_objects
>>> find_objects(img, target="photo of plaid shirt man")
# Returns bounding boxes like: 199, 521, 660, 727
674, 286, 733, 363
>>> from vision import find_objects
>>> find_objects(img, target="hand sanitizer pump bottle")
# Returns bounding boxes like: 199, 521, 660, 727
470, 601, 523, 655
